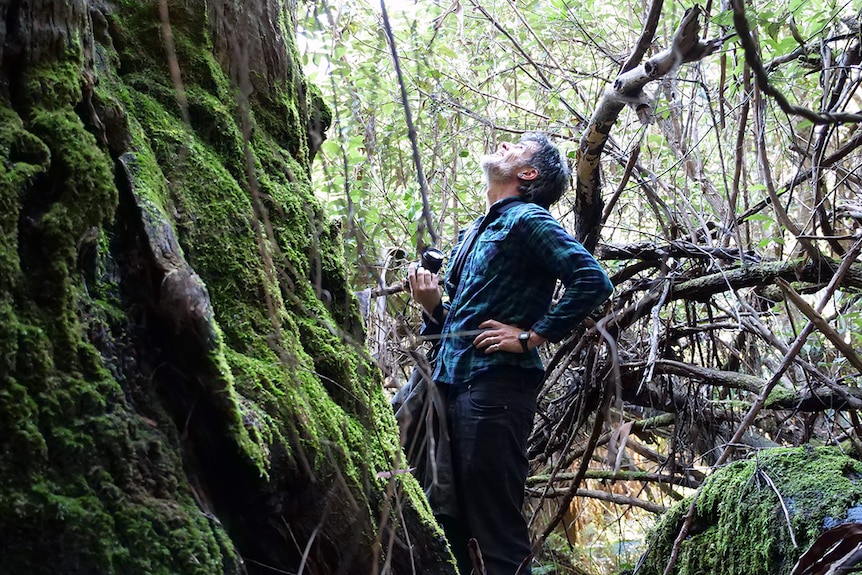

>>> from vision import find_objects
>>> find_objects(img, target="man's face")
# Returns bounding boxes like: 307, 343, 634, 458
480, 140, 537, 182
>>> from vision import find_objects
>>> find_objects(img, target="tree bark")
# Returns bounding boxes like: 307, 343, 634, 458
0, 0, 453, 573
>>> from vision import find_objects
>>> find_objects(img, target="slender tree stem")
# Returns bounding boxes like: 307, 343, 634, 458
380, 0, 439, 247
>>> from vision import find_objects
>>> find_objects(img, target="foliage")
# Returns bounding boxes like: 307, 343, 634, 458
300, 0, 862, 571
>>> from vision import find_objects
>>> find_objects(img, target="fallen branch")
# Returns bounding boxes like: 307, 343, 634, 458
527, 469, 700, 489
525, 487, 667, 514
598, 240, 761, 264
670, 258, 862, 302
621, 360, 862, 412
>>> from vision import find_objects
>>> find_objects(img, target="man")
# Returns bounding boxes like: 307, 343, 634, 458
408, 133, 612, 574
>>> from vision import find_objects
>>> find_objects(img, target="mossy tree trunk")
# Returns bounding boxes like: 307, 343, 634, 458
0, 0, 453, 573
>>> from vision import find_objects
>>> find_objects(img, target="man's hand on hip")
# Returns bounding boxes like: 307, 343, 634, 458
474, 320, 548, 354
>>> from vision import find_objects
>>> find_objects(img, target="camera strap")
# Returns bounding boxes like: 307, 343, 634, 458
446, 196, 523, 294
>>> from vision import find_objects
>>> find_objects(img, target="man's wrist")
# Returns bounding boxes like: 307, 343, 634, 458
527, 330, 547, 350
519, 329, 546, 352
424, 301, 446, 325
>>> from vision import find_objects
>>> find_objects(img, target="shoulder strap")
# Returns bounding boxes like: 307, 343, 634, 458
446, 197, 524, 293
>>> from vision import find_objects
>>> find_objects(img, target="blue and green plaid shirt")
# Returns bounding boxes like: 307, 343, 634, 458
431, 197, 613, 385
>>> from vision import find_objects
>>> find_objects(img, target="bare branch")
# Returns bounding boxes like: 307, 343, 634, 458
778, 271, 862, 374
730, 0, 862, 125
526, 487, 667, 514
575, 5, 723, 251
527, 469, 701, 489
620, 0, 664, 74
380, 0, 438, 247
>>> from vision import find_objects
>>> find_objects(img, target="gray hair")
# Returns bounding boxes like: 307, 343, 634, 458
518, 133, 570, 209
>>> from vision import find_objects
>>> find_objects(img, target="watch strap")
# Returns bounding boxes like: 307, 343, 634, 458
519, 331, 530, 353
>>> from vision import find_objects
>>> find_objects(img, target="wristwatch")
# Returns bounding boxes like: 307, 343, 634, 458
518, 331, 531, 353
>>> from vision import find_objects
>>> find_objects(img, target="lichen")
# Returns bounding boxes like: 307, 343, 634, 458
636, 446, 862, 575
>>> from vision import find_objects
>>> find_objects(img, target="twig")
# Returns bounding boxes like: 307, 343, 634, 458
736, 130, 862, 226
752, 82, 821, 262
729, 62, 750, 229
380, 0, 438, 247
468, 0, 583, 120
470, 0, 550, 88
731, 0, 862, 124
777, 239, 862, 374
757, 468, 798, 549
599, 144, 641, 232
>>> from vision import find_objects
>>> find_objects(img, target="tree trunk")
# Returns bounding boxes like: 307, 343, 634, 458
0, 0, 454, 572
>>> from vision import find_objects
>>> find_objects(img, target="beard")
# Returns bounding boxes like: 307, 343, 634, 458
480, 153, 516, 182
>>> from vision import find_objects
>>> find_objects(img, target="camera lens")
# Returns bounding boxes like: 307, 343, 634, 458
421, 248, 445, 274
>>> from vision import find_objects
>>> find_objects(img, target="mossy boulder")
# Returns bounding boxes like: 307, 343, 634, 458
635, 446, 862, 575
0, 0, 453, 573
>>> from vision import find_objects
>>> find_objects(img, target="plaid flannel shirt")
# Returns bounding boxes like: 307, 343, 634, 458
431, 198, 613, 385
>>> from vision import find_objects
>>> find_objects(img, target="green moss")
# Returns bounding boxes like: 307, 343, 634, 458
764, 385, 796, 408
638, 447, 862, 575
1, 0, 442, 571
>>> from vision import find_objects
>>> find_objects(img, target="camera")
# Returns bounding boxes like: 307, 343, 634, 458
418, 248, 445, 274
404, 248, 445, 290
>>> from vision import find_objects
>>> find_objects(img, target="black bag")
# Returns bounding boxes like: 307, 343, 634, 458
391, 352, 458, 518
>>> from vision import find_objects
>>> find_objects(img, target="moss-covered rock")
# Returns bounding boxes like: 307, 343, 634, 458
0, 0, 452, 573
635, 446, 862, 575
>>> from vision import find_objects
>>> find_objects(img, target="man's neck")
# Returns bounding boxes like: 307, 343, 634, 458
485, 180, 521, 209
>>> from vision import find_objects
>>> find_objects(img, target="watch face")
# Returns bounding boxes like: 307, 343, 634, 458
519, 332, 529, 340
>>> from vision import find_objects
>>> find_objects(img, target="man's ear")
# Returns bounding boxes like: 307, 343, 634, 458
517, 167, 538, 181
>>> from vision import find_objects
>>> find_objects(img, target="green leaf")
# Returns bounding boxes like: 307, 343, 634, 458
746, 213, 774, 223
436, 45, 456, 59
775, 36, 798, 54
711, 9, 734, 27
789, 0, 807, 13
766, 21, 781, 41
320, 140, 340, 159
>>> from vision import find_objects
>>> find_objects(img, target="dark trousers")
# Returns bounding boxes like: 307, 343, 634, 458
440, 368, 540, 575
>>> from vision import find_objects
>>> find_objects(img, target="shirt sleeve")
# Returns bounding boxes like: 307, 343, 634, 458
520, 207, 613, 342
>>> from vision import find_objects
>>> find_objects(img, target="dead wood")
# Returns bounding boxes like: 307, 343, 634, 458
669, 258, 862, 302
526, 487, 667, 514
527, 470, 700, 490
574, 5, 723, 251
